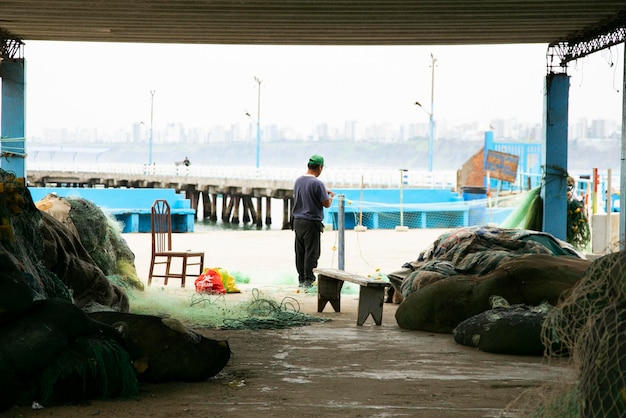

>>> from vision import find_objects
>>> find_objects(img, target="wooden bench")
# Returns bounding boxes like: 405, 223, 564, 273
313, 268, 391, 326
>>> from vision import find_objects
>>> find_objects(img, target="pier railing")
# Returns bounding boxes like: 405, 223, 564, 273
27, 162, 458, 190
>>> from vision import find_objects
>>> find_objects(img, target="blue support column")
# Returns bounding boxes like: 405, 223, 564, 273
0, 59, 26, 178
618, 51, 626, 251
541, 73, 569, 241
0, 58, 26, 178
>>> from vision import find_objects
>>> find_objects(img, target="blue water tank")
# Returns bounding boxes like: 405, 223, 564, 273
461, 186, 487, 201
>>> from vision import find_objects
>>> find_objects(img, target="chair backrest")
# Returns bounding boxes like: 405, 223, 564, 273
151, 199, 172, 254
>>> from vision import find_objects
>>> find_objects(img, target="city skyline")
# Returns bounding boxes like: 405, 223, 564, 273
24, 41, 625, 139
31, 114, 620, 147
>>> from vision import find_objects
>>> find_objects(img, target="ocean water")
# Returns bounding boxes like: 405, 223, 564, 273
194, 218, 285, 232
194, 196, 287, 232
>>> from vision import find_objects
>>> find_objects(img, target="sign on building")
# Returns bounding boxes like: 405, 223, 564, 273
485, 150, 519, 183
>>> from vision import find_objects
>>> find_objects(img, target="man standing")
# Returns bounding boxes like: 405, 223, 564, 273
292, 154, 335, 288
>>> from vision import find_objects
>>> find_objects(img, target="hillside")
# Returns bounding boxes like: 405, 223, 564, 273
30, 137, 620, 173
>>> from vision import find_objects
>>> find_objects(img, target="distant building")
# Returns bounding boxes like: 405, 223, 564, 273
344, 120, 358, 141
589, 119, 613, 139
31, 116, 622, 145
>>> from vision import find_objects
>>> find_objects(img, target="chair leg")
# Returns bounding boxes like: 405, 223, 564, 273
164, 256, 172, 286
181, 256, 188, 288
148, 258, 155, 286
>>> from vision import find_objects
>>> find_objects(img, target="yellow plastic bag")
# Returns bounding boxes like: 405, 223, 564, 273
215, 267, 241, 293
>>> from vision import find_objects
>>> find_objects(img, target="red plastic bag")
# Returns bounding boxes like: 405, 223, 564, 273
195, 268, 226, 294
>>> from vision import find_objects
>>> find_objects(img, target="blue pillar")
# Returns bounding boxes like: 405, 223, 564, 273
542, 73, 569, 240
619, 51, 626, 251
1, 58, 26, 178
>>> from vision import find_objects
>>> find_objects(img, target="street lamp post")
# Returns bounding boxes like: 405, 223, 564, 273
149, 89, 155, 166
396, 168, 409, 232
415, 53, 437, 172
254, 76, 262, 169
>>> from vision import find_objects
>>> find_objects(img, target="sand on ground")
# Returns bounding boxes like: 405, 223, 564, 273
125, 227, 448, 288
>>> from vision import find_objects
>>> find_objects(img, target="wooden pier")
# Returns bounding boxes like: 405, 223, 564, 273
25, 165, 459, 231
27, 169, 296, 229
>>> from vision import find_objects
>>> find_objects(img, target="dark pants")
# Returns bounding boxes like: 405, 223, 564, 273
293, 218, 321, 285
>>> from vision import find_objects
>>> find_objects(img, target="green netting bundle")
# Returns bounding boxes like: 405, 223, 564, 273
499, 186, 542, 230
524, 188, 544, 231
129, 286, 326, 330
63, 196, 144, 291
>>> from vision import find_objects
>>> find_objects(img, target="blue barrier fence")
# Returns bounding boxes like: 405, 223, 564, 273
325, 188, 469, 230
323, 188, 514, 230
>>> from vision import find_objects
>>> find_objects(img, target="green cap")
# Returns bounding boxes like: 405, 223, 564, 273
308, 154, 324, 166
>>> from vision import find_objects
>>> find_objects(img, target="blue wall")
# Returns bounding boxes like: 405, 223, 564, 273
28, 187, 195, 233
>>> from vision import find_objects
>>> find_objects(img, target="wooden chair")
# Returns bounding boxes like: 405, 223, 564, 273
148, 199, 204, 287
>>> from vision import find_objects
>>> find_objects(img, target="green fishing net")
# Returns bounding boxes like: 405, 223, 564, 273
63, 196, 144, 290
505, 252, 626, 417
128, 286, 326, 330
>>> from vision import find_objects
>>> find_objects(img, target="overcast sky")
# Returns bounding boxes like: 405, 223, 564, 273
23, 41, 625, 136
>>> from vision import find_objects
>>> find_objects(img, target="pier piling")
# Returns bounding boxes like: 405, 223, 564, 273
282, 198, 292, 230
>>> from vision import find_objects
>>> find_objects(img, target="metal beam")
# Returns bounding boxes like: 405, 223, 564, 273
547, 11, 626, 73
2, 1, 626, 46
0, 29, 23, 60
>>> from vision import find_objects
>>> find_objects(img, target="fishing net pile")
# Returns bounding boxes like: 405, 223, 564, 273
35, 193, 144, 293
0, 171, 129, 309
505, 250, 626, 417
392, 226, 590, 334
0, 170, 138, 411
0, 170, 232, 412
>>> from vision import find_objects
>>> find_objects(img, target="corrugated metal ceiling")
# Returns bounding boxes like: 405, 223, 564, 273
0, 1, 625, 46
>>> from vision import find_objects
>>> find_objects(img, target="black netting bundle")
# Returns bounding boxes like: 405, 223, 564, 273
0, 169, 139, 411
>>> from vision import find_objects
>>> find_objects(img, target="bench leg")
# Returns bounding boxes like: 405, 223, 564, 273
317, 275, 343, 313
357, 286, 385, 326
